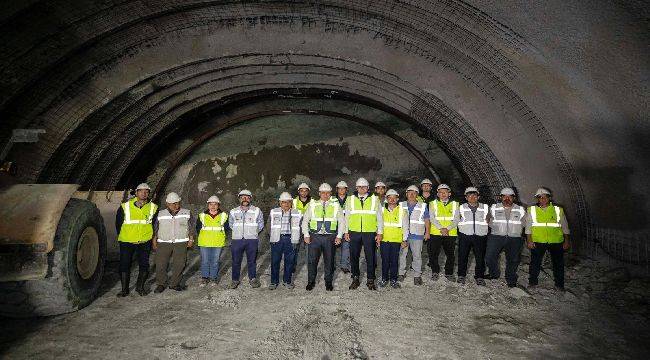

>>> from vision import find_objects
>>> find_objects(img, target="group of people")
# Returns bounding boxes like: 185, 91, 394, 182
114, 177, 570, 296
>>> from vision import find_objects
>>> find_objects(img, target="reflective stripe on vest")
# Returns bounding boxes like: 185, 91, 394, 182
399, 202, 426, 225
118, 199, 157, 243
309, 200, 339, 231
429, 200, 458, 236
491, 206, 525, 225
123, 199, 156, 224
349, 195, 377, 215
434, 200, 457, 221
232, 208, 260, 226
529, 204, 564, 243
458, 204, 489, 226
270, 209, 302, 230
293, 197, 310, 215
530, 206, 561, 227
383, 205, 404, 242
348, 195, 378, 232
199, 212, 227, 231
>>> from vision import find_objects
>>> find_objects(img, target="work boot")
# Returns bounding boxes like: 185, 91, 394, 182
431, 272, 440, 281
445, 274, 456, 282
268, 283, 278, 290
283, 282, 295, 290
249, 278, 261, 288
397, 275, 405, 282
116, 272, 130, 297
229, 281, 240, 289
457, 276, 466, 284
390, 280, 401, 289
377, 279, 388, 288
306, 282, 315, 291
367, 279, 377, 291
169, 284, 187, 291
135, 271, 148, 296
414, 277, 423, 286
325, 282, 334, 291
154, 285, 165, 293
349, 277, 360, 290
341, 268, 350, 274
507, 283, 517, 288
476, 278, 486, 286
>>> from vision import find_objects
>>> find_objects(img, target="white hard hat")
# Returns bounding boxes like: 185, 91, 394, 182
136, 183, 151, 191
500, 188, 515, 196
355, 178, 369, 187
464, 187, 479, 195
437, 184, 451, 191
278, 192, 293, 201
386, 189, 399, 197
406, 185, 419, 193
207, 195, 220, 203
238, 189, 252, 197
535, 188, 551, 197
375, 181, 386, 188
319, 183, 332, 192
165, 192, 181, 203
298, 183, 310, 191
420, 179, 433, 185
336, 181, 348, 188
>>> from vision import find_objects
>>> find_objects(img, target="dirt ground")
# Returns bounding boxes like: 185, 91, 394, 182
1, 246, 648, 359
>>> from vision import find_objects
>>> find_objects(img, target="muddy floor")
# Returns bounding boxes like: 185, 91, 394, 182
1, 246, 648, 359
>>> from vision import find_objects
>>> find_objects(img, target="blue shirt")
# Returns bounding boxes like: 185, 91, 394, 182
406, 202, 429, 241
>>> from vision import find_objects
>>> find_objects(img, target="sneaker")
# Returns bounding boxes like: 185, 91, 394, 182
249, 278, 261, 288
169, 285, 187, 291
390, 280, 401, 289
457, 276, 466, 284
431, 272, 440, 281
476, 278, 486, 286
283, 282, 295, 289
414, 277, 423, 286
445, 274, 456, 282
199, 278, 210, 287
377, 280, 388, 288
229, 281, 240, 289
397, 275, 405, 282
367, 280, 377, 291
154, 285, 165, 293
306, 282, 315, 291
349, 277, 360, 290
268, 283, 278, 290
325, 283, 334, 291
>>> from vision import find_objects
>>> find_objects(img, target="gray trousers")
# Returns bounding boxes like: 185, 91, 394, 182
398, 239, 423, 277
155, 242, 188, 287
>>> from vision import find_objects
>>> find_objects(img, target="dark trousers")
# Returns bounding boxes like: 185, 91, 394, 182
485, 235, 523, 285
119, 241, 150, 273
155, 242, 188, 287
457, 233, 487, 278
529, 242, 565, 288
349, 232, 377, 280
380, 242, 401, 282
427, 235, 456, 275
308, 233, 335, 284
231, 239, 258, 281
271, 235, 295, 285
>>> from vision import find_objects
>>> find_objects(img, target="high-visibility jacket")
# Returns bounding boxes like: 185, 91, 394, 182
458, 203, 489, 236
529, 204, 564, 243
429, 200, 458, 236
293, 197, 310, 215
309, 200, 341, 232
383, 205, 406, 243
348, 194, 378, 232
197, 212, 228, 247
118, 198, 158, 243
156, 208, 191, 243
399, 201, 427, 236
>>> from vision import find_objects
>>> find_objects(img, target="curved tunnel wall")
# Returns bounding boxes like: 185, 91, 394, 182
0, 1, 647, 263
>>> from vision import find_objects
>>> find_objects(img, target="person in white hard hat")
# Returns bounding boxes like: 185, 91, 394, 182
228, 189, 264, 289
455, 187, 490, 286
427, 183, 460, 282
153, 192, 195, 293
378, 189, 409, 288
291, 183, 312, 274
196, 195, 228, 287
374, 181, 388, 206
267, 192, 302, 289
332, 181, 351, 273
302, 183, 345, 291
398, 185, 430, 285
525, 187, 571, 290
344, 177, 384, 290
417, 178, 436, 208
485, 188, 526, 288
115, 182, 158, 297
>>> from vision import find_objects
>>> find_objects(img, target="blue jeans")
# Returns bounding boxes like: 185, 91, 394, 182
199, 246, 222, 280
271, 235, 295, 285
231, 239, 258, 281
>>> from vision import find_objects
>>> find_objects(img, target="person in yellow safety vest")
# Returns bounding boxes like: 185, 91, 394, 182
344, 177, 384, 290
379, 189, 409, 289
417, 178, 436, 209
525, 188, 571, 290
374, 181, 388, 206
332, 181, 351, 273
115, 182, 159, 297
291, 182, 311, 273
427, 183, 459, 282
196, 195, 228, 287
302, 183, 345, 291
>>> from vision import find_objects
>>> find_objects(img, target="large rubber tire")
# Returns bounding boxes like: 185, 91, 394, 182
0, 198, 107, 317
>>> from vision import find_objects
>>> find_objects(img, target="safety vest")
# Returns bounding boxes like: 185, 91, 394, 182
382, 205, 405, 243
309, 200, 340, 233
157, 208, 191, 243
429, 200, 458, 236
348, 194, 378, 233
197, 212, 228, 247
293, 197, 310, 215
399, 201, 426, 236
229, 206, 262, 240
489, 204, 525, 237
269, 208, 302, 243
118, 198, 158, 243
529, 204, 564, 243
458, 203, 489, 236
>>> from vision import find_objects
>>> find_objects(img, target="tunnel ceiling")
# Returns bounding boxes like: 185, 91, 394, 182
0, 1, 648, 257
